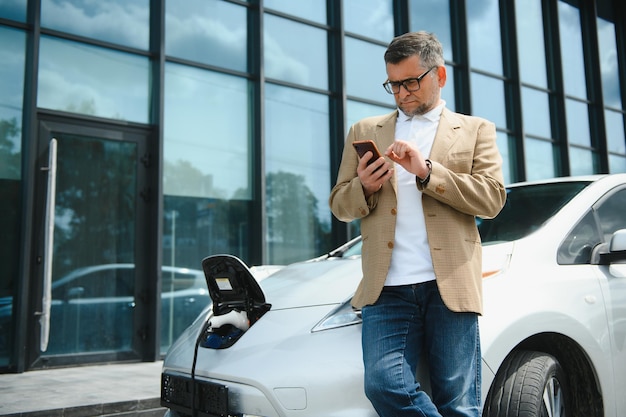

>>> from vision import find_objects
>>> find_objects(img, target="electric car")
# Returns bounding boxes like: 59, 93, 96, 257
161, 174, 626, 417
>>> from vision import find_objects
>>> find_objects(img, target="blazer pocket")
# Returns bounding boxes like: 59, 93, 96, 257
445, 150, 473, 173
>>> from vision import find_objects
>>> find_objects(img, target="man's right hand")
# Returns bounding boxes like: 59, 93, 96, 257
357, 151, 393, 198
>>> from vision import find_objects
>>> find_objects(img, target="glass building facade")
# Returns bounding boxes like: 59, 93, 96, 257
0, 0, 624, 372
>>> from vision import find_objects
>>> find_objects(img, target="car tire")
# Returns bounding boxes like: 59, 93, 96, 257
484, 350, 567, 417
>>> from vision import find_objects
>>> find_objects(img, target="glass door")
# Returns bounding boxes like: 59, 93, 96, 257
30, 117, 152, 367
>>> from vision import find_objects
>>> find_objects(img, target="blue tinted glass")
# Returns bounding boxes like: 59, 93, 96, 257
522, 87, 551, 137
166, 0, 247, 72
609, 155, 626, 173
565, 99, 590, 146
569, 147, 595, 176
559, 2, 587, 98
408, 0, 453, 61
597, 17, 622, 108
344, 0, 393, 42
265, 84, 331, 264
264, 14, 328, 89
605, 110, 625, 154
264, 0, 326, 24
38, 36, 150, 123
470, 73, 506, 128
525, 138, 556, 181
346, 100, 393, 134
516, 0, 548, 87
0, 0, 26, 21
164, 63, 250, 199
41, 0, 149, 50
467, 0, 503, 74
442, 65, 455, 111
0, 26, 25, 180
345, 37, 389, 103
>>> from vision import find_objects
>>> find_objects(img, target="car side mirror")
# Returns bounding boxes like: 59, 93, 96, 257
594, 229, 626, 265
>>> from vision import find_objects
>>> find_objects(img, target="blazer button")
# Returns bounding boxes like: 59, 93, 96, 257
391, 208, 397, 215
359, 208, 367, 216
387, 241, 394, 249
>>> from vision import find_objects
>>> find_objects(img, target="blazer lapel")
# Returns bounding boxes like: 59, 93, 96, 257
429, 108, 461, 161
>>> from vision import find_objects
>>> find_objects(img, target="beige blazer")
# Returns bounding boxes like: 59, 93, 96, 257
329, 108, 506, 314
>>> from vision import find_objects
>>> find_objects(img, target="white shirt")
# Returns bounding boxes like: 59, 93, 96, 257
384, 102, 445, 286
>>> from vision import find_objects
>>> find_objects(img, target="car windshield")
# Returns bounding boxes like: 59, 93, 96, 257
477, 181, 591, 244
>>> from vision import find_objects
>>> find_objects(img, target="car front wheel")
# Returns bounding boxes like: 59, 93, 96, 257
484, 350, 567, 417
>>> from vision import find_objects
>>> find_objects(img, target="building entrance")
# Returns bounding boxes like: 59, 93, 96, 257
24, 115, 156, 369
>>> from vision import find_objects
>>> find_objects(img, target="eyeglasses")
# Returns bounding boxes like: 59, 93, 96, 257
382, 66, 437, 94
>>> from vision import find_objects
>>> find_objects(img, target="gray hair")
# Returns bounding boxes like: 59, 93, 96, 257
384, 31, 445, 68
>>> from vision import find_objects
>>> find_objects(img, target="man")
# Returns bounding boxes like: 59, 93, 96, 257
329, 31, 506, 416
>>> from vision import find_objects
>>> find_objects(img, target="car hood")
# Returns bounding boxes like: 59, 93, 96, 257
257, 257, 363, 310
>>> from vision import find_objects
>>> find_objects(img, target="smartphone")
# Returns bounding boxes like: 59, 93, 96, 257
353, 140, 383, 166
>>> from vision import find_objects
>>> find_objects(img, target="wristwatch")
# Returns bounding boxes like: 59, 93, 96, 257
416, 159, 432, 187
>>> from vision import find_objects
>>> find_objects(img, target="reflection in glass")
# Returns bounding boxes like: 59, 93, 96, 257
38, 36, 150, 123
597, 17, 622, 108
408, 0, 453, 61
516, 0, 547, 87
164, 63, 250, 200
264, 14, 328, 90
346, 100, 393, 134
569, 147, 594, 176
41, 0, 149, 50
525, 138, 555, 181
265, 84, 331, 264
0, 26, 25, 180
47, 134, 136, 354
467, 0, 503, 74
264, 0, 326, 24
0, 0, 26, 21
565, 99, 590, 146
604, 109, 625, 154
0, 25, 25, 367
471, 73, 506, 128
344, 0, 393, 42
345, 37, 389, 104
166, 0, 247, 72
522, 87, 551, 138
559, 1, 586, 99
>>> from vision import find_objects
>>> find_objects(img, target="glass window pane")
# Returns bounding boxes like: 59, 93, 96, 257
522, 87, 551, 137
605, 109, 625, 154
467, 0, 503, 74
265, 84, 331, 264
264, 0, 326, 24
525, 138, 556, 181
516, 0, 547, 87
609, 155, 626, 173
408, 0, 453, 61
346, 100, 393, 133
166, 0, 247, 72
471, 73, 506, 128
442, 65, 455, 111
0, 24, 25, 367
565, 99, 590, 146
497, 132, 513, 185
0, 26, 25, 180
0, 0, 27, 21
38, 36, 150, 123
597, 17, 622, 108
345, 37, 389, 103
569, 147, 594, 175
559, 1, 587, 99
41, 0, 149, 50
343, 0, 393, 42
164, 64, 250, 200
264, 14, 328, 90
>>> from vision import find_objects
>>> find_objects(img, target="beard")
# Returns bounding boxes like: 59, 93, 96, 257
398, 87, 441, 117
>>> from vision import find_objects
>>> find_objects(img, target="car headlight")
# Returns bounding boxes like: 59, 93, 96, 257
311, 299, 362, 332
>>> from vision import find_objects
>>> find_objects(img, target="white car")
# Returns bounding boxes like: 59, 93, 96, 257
161, 174, 626, 417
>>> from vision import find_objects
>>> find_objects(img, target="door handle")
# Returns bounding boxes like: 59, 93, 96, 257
39, 138, 58, 352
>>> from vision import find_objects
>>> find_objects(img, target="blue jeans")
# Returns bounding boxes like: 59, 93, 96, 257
361, 281, 481, 417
